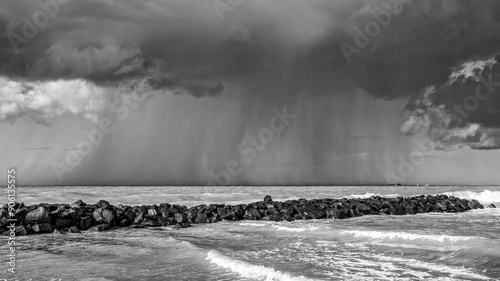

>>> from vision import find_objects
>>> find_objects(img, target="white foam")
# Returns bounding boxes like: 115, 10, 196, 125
369, 253, 490, 280
272, 225, 319, 232
206, 250, 315, 281
239, 222, 267, 227
444, 190, 500, 204
347, 192, 400, 199
340, 230, 481, 244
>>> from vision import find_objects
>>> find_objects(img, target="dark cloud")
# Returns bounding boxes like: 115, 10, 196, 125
2, 0, 500, 147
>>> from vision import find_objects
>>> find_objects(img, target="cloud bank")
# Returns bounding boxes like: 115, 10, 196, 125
1, 0, 500, 149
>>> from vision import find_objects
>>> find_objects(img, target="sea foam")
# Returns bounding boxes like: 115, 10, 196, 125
444, 190, 500, 204
206, 250, 315, 281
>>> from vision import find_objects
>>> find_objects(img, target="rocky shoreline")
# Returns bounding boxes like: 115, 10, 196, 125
1, 194, 496, 236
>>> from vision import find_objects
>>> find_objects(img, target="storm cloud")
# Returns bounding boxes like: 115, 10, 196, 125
2, 0, 500, 149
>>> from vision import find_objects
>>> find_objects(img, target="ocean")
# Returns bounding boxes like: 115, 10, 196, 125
2, 185, 500, 281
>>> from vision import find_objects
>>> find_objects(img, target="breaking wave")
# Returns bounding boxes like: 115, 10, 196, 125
206, 250, 314, 281
444, 190, 500, 204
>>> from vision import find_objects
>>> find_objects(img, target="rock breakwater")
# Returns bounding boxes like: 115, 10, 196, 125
0, 194, 492, 236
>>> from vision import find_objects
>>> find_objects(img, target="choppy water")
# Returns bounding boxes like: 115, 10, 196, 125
1, 186, 499, 281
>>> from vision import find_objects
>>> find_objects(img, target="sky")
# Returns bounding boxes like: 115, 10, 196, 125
1, 0, 500, 186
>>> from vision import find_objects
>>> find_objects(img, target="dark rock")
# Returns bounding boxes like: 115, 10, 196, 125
468, 199, 484, 209
174, 213, 190, 225
194, 213, 208, 223
169, 208, 180, 215
93, 208, 114, 226
96, 200, 111, 210
124, 209, 136, 221
457, 199, 471, 210
244, 208, 262, 220
158, 216, 176, 226
349, 208, 359, 218
218, 208, 237, 221
71, 199, 85, 208
79, 216, 92, 230
53, 217, 76, 227
294, 204, 326, 219
118, 218, 131, 227
133, 212, 144, 224
436, 202, 447, 211
327, 208, 346, 219
159, 203, 171, 209
0, 215, 8, 228
147, 208, 158, 217
208, 214, 221, 223
264, 195, 272, 202
186, 208, 198, 222
486, 204, 497, 208
25, 207, 51, 224
356, 203, 372, 214
267, 213, 282, 221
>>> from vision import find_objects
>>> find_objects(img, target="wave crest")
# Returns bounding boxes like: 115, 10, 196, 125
444, 190, 500, 203
206, 250, 315, 281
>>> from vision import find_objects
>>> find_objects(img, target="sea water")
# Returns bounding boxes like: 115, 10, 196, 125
1, 185, 499, 281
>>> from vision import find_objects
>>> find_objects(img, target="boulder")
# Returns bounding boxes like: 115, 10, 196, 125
294, 204, 326, 219
124, 209, 136, 221
244, 208, 261, 220
96, 200, 111, 209
194, 213, 208, 223
25, 207, 51, 224
264, 195, 272, 202
158, 216, 176, 226
174, 213, 190, 227
93, 208, 114, 226
468, 199, 484, 209
118, 218, 131, 227
79, 216, 92, 230
218, 208, 237, 221
356, 203, 372, 214
133, 212, 144, 224
327, 208, 346, 219
147, 208, 158, 217
53, 217, 77, 227
486, 204, 497, 208
71, 199, 85, 208
267, 213, 282, 221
